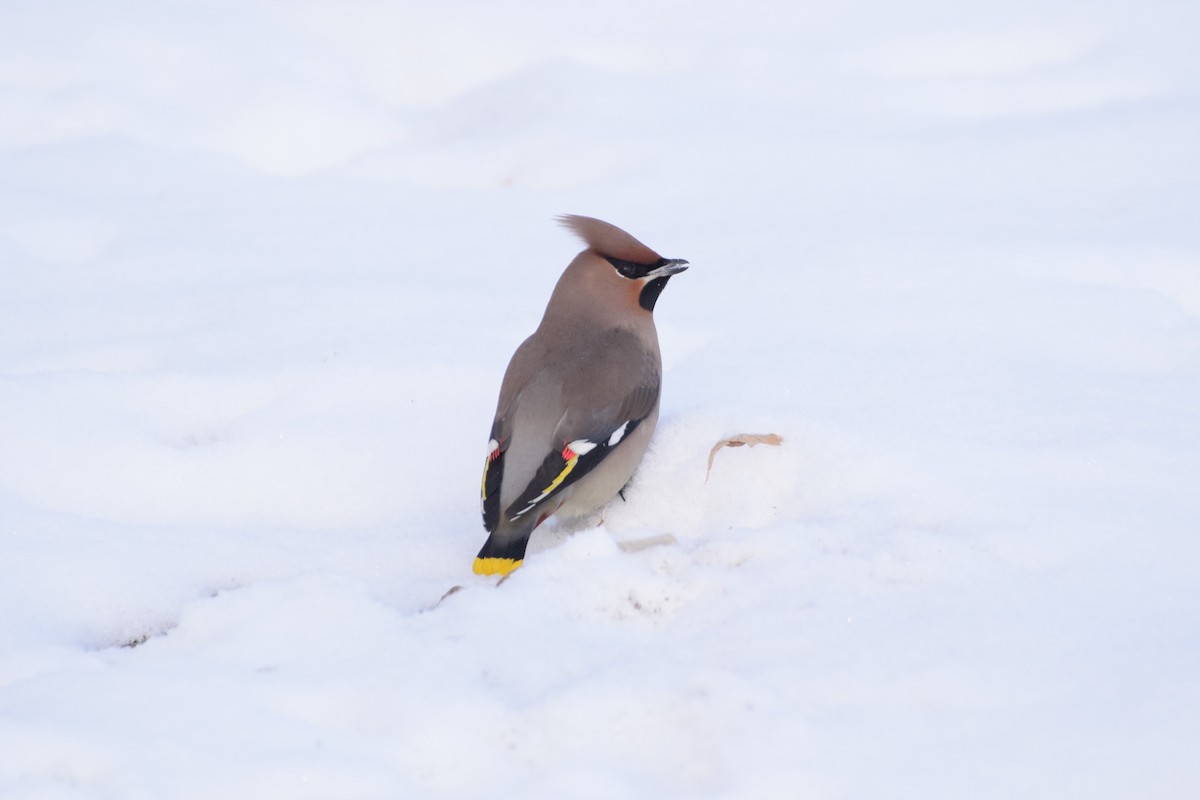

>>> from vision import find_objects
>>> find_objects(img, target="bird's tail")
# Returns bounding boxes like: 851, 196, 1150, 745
473, 532, 529, 576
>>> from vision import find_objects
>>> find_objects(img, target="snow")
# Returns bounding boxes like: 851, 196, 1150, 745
2, 0, 1199, 797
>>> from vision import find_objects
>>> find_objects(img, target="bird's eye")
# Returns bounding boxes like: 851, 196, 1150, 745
605, 256, 645, 279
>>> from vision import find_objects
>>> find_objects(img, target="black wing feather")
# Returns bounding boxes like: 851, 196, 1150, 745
481, 421, 508, 533
481, 451, 504, 532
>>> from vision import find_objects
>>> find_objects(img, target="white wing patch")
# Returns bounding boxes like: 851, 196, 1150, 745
567, 438, 598, 455
607, 421, 630, 447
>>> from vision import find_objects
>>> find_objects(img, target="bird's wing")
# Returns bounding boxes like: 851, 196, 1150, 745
483, 388, 658, 532
480, 335, 547, 533
502, 382, 658, 524
502, 325, 660, 526
483, 327, 661, 531
480, 424, 507, 533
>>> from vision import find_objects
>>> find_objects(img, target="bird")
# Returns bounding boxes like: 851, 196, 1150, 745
474, 215, 689, 576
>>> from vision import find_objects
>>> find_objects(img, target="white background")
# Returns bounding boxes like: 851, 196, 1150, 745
2, 1, 1198, 797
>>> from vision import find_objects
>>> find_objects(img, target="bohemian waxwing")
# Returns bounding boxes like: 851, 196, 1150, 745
475, 215, 688, 576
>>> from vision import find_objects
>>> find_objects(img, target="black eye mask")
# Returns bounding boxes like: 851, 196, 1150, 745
605, 255, 676, 279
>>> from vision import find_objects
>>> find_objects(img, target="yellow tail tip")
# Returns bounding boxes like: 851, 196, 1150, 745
473, 557, 523, 577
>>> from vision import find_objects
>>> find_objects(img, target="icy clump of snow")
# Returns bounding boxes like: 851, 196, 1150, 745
3, 0, 1200, 798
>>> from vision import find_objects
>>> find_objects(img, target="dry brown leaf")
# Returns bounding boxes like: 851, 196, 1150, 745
705, 433, 784, 482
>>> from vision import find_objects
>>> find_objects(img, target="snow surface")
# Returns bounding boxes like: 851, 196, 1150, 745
2, 1, 1199, 797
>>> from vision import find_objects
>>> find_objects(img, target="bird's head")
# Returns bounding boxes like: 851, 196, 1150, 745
555, 214, 689, 313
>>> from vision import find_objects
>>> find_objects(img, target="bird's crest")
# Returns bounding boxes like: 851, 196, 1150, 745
557, 215, 662, 264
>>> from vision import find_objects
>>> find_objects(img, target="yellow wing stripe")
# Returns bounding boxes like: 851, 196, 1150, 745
544, 454, 578, 495
509, 453, 579, 520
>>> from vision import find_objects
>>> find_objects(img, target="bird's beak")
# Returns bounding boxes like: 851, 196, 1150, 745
646, 259, 689, 279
